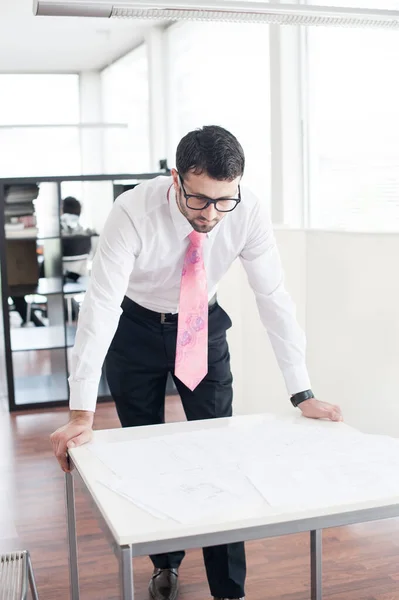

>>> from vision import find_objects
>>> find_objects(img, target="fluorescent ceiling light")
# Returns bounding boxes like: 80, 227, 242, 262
33, 0, 399, 28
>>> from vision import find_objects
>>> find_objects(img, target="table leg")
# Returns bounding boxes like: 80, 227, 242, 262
310, 530, 322, 600
119, 545, 134, 599
65, 472, 80, 600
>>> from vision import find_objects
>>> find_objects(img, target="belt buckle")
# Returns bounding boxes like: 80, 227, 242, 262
160, 313, 166, 324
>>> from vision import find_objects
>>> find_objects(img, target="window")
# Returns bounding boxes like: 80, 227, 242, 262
0, 74, 81, 177
166, 23, 270, 206
0, 74, 79, 126
307, 27, 399, 231
101, 44, 151, 174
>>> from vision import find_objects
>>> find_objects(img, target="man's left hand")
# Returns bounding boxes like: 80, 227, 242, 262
299, 398, 343, 422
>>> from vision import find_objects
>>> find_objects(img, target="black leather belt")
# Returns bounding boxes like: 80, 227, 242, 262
121, 295, 217, 324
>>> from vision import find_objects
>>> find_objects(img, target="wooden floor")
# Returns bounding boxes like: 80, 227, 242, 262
0, 397, 399, 600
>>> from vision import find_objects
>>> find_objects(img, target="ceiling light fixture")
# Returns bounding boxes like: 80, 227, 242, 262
33, 0, 399, 29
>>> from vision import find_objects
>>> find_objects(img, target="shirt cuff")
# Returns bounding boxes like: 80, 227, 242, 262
68, 378, 98, 412
283, 365, 312, 396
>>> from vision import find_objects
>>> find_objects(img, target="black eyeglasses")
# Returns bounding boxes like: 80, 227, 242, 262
178, 174, 241, 213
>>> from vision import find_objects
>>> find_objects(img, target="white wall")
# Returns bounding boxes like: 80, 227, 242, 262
220, 229, 399, 438
307, 231, 399, 438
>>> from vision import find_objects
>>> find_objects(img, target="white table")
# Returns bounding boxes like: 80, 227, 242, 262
66, 413, 399, 600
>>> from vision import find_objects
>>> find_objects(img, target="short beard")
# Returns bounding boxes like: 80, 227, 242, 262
190, 219, 214, 233
177, 191, 217, 233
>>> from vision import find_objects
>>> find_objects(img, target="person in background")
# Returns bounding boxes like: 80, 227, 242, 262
61, 196, 89, 235
50, 125, 343, 600
61, 196, 93, 282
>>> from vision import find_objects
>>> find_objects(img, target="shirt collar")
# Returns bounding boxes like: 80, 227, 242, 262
168, 184, 220, 242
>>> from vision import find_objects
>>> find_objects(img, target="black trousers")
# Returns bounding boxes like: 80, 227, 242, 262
11, 296, 45, 327
105, 297, 246, 599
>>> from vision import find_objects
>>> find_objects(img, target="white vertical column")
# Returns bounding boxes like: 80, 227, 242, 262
269, 24, 305, 227
163, 23, 183, 169
146, 26, 168, 171
79, 70, 104, 175
78, 71, 112, 234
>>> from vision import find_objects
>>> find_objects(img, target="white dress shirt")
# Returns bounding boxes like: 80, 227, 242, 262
69, 176, 311, 412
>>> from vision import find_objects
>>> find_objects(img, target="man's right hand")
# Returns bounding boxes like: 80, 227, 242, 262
50, 410, 94, 472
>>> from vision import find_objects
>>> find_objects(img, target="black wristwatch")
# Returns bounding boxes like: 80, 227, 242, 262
290, 389, 314, 408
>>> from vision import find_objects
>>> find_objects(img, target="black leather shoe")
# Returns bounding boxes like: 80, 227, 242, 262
149, 568, 179, 600
213, 597, 244, 599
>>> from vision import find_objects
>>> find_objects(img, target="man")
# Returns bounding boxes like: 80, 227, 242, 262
61, 196, 93, 281
51, 125, 342, 600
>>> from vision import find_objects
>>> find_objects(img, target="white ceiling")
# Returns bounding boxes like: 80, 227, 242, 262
0, 0, 154, 72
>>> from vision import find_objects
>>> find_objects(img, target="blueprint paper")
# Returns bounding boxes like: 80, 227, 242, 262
89, 418, 399, 523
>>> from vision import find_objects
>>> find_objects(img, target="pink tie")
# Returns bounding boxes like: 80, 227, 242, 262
175, 231, 208, 391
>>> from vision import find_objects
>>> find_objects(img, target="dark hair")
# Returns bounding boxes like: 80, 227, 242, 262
62, 196, 81, 216
176, 125, 245, 181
